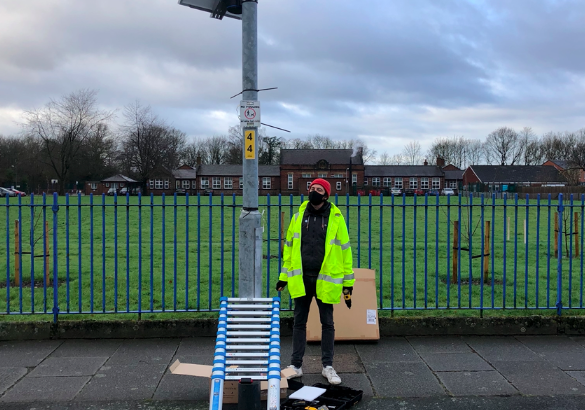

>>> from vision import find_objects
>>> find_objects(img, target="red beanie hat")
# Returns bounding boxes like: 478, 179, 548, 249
309, 178, 331, 197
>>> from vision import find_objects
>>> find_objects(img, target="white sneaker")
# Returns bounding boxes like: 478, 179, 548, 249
286, 365, 303, 379
322, 366, 341, 385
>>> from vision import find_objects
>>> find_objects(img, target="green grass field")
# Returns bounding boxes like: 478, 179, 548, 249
0, 193, 584, 320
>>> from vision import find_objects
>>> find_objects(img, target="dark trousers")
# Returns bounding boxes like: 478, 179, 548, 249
291, 275, 335, 368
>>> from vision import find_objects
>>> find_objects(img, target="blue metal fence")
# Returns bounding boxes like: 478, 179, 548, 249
1, 192, 584, 319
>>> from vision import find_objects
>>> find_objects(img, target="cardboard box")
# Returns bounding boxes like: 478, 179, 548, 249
307, 268, 380, 341
169, 360, 294, 404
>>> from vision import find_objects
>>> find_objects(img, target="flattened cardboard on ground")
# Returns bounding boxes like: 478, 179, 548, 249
307, 268, 380, 341
169, 360, 293, 404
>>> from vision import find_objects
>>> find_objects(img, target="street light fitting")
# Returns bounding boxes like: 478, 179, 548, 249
178, 0, 242, 20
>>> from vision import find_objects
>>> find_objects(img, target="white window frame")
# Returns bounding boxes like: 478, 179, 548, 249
155, 179, 163, 190
432, 178, 441, 189
192, 180, 197, 189
318, 173, 327, 178
182, 180, 190, 189
239, 177, 244, 189
262, 177, 271, 189
301, 173, 312, 178
224, 177, 233, 189
409, 178, 418, 189
421, 177, 429, 189
450, 180, 458, 188
336, 181, 342, 191
149, 180, 154, 189
212, 177, 221, 189
164, 180, 169, 189
90, 183, 97, 190
364, 178, 368, 186
176, 180, 180, 189
352, 173, 357, 185
332, 174, 344, 178
394, 178, 403, 189
306, 181, 311, 190
288, 173, 293, 190
105, 183, 110, 188
201, 177, 209, 189
372, 177, 381, 187
383, 177, 391, 187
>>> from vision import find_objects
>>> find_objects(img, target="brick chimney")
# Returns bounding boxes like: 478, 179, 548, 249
197, 155, 202, 166
424, 159, 428, 166
436, 156, 445, 168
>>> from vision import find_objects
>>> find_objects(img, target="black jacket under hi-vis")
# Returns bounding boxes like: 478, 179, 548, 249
300, 201, 332, 276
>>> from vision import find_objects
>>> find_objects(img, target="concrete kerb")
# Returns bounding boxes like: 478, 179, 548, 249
2, 316, 585, 341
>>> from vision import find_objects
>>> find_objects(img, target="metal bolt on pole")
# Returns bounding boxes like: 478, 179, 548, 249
239, 0, 262, 299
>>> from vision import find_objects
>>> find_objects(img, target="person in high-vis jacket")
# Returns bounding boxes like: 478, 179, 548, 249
276, 178, 354, 385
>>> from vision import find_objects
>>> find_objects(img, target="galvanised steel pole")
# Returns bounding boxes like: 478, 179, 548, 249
239, 0, 262, 298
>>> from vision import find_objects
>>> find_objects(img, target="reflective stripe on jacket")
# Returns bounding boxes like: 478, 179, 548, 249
279, 201, 354, 304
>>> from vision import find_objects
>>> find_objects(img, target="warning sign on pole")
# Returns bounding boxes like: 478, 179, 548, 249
245, 130, 256, 159
240, 101, 261, 128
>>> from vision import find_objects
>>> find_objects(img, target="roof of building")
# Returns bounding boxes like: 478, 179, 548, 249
101, 174, 137, 183
198, 165, 280, 177
444, 170, 464, 180
365, 165, 444, 177
468, 165, 565, 183
172, 167, 197, 179
280, 149, 363, 165
546, 160, 575, 170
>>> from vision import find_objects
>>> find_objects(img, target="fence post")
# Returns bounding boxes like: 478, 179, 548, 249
280, 212, 285, 257
483, 220, 490, 283
452, 221, 459, 284
45, 221, 50, 286
575, 212, 579, 258
507, 217, 510, 240
557, 194, 564, 316
14, 219, 20, 286
554, 213, 559, 258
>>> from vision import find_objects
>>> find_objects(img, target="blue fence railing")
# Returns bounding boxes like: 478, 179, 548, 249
1, 192, 584, 319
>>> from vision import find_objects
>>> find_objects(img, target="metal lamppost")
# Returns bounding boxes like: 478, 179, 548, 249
177, 0, 261, 298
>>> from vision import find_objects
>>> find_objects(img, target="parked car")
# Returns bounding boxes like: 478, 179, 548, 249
413, 188, 425, 196
107, 187, 117, 196
442, 188, 455, 196
403, 189, 415, 196
175, 188, 187, 196
428, 189, 440, 196
8, 188, 26, 196
119, 187, 129, 195
0, 187, 16, 197
390, 188, 402, 196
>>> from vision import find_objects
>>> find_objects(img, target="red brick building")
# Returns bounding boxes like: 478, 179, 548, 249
85, 174, 138, 196
543, 160, 585, 185
279, 149, 365, 196
196, 165, 281, 196
463, 165, 566, 191
365, 165, 444, 192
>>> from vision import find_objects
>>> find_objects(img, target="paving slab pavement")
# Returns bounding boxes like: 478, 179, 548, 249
2, 335, 585, 407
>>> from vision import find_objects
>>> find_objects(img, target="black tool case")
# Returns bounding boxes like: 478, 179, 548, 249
311, 383, 364, 408
280, 396, 348, 410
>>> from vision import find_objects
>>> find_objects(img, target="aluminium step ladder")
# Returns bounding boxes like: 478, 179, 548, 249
210, 296, 281, 410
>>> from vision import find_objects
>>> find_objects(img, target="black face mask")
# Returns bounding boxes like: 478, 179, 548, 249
309, 191, 326, 205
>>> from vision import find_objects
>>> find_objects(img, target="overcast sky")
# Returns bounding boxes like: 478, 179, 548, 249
1, 0, 584, 158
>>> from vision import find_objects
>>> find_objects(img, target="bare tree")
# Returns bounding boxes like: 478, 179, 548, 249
389, 154, 404, 165
518, 127, 542, 165
120, 101, 186, 183
181, 138, 209, 166
378, 151, 391, 165
23, 89, 113, 194
484, 127, 523, 165
402, 141, 422, 165
466, 139, 484, 166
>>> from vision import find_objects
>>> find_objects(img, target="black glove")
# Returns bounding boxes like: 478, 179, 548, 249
343, 286, 353, 295
276, 280, 287, 292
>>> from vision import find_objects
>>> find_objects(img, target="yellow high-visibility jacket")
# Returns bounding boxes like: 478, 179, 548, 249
279, 201, 354, 304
